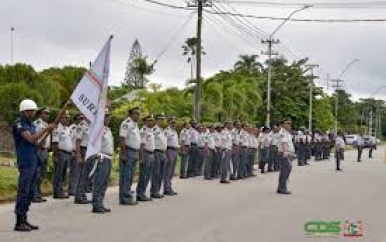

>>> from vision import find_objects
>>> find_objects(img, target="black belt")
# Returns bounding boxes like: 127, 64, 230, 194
241, 146, 248, 149
145, 150, 154, 154
59, 150, 72, 155
167, 146, 178, 150
127, 147, 139, 152
155, 149, 165, 153
191, 143, 198, 146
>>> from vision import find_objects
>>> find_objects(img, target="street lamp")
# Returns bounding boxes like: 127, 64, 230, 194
370, 86, 386, 136
264, 5, 312, 128
333, 58, 360, 136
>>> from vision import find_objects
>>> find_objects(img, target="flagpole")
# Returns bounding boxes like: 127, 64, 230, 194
38, 100, 71, 145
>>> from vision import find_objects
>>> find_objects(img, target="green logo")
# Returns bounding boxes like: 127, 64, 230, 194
304, 221, 341, 236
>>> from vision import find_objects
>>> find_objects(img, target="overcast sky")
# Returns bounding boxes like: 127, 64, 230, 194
1, 0, 385, 100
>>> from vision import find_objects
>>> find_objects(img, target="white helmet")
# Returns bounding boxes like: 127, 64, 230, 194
19, 99, 38, 112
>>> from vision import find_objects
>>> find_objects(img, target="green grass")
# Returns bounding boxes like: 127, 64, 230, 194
0, 155, 183, 202
0, 167, 18, 202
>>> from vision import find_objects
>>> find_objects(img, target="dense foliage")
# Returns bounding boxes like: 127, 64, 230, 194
0, 55, 385, 137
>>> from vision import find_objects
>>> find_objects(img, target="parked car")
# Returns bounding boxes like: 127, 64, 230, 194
345, 134, 358, 145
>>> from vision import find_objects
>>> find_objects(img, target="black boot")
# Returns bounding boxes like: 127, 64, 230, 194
14, 215, 32, 232
23, 215, 39, 230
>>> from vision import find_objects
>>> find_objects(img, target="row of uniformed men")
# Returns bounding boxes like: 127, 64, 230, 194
12, 98, 297, 233
33, 107, 114, 213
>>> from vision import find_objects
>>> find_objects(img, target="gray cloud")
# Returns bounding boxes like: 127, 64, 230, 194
1, 0, 385, 100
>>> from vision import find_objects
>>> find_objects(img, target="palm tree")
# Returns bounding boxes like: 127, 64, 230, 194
234, 55, 263, 74
182, 37, 206, 84
132, 56, 155, 87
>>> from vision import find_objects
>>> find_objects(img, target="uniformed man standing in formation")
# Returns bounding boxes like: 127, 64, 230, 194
204, 124, 216, 180
239, 122, 250, 179
213, 124, 223, 179
74, 117, 92, 204
295, 128, 307, 166
152, 114, 167, 198
92, 109, 114, 213
357, 132, 364, 162
119, 107, 141, 205
220, 120, 233, 184
197, 124, 208, 177
32, 107, 51, 203
270, 125, 280, 171
259, 127, 271, 173
231, 121, 241, 180
68, 113, 83, 196
137, 115, 155, 202
52, 111, 73, 199
179, 121, 191, 179
277, 118, 295, 195
187, 120, 199, 177
164, 117, 179, 195
335, 130, 345, 172
13, 100, 56, 231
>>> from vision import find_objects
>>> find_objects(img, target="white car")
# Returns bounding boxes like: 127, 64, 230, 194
345, 134, 358, 145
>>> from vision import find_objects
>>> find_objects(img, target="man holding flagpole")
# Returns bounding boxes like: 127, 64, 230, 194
92, 108, 114, 213
70, 36, 113, 206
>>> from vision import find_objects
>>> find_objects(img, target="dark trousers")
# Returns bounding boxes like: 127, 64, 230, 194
248, 148, 257, 176
278, 155, 292, 192
34, 149, 48, 198
179, 146, 190, 178
357, 147, 363, 162
204, 149, 214, 179
152, 150, 165, 196
15, 165, 38, 216
68, 155, 80, 195
187, 144, 197, 177
164, 148, 177, 193
314, 143, 322, 160
335, 149, 344, 170
220, 149, 231, 181
119, 148, 138, 203
54, 151, 72, 196
92, 157, 112, 209
259, 147, 269, 172
231, 146, 240, 178
75, 157, 94, 201
136, 152, 154, 197
196, 148, 204, 176
239, 147, 249, 178
268, 147, 278, 171
211, 148, 222, 178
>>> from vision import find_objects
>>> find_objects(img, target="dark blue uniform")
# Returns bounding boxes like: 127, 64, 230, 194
12, 115, 40, 217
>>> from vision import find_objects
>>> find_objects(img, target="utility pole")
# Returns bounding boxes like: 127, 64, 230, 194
187, 0, 212, 122
261, 39, 279, 128
305, 64, 319, 132
331, 79, 344, 136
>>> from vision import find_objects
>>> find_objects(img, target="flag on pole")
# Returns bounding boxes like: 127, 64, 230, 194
71, 36, 113, 160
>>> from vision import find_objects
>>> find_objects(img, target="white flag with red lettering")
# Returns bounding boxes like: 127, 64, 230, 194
71, 36, 112, 160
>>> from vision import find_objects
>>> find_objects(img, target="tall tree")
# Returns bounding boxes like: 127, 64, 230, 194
124, 39, 144, 88
131, 56, 155, 88
234, 55, 263, 75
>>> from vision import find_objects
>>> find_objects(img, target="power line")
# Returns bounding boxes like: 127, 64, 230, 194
136, 0, 386, 22
154, 11, 196, 62
213, 0, 386, 9
205, 12, 260, 50
204, 9, 386, 22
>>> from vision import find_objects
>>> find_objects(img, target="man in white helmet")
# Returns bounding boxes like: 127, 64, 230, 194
12, 99, 56, 232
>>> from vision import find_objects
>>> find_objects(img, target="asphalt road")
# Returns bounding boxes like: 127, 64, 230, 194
1, 147, 385, 242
